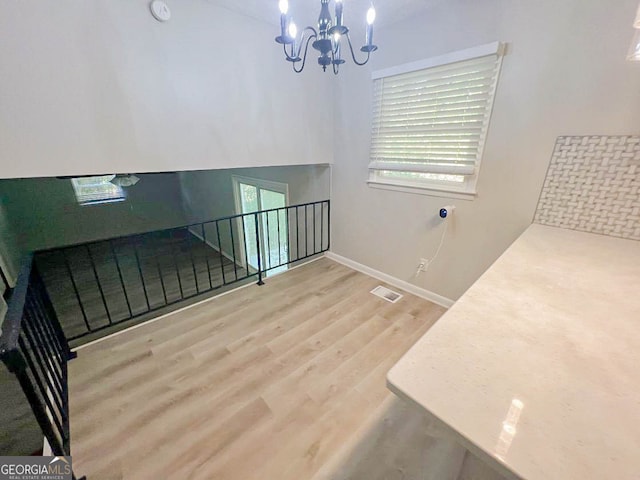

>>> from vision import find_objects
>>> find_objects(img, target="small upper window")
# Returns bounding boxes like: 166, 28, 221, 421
71, 175, 125, 205
368, 42, 504, 196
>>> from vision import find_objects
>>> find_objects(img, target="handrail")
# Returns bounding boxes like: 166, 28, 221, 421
36, 200, 327, 253
0, 256, 32, 354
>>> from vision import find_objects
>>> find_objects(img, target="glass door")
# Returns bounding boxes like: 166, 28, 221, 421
234, 177, 289, 276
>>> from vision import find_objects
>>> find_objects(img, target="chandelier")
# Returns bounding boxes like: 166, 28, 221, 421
275, 0, 378, 74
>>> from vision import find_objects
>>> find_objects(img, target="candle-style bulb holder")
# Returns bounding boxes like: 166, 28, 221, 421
275, 34, 294, 45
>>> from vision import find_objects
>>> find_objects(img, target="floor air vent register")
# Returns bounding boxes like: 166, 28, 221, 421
370, 285, 403, 303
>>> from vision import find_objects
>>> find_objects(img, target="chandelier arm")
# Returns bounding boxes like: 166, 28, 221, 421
345, 32, 371, 66
292, 33, 317, 73
282, 27, 317, 62
297, 27, 318, 59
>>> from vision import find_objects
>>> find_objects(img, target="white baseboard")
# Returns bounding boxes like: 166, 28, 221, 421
325, 252, 455, 309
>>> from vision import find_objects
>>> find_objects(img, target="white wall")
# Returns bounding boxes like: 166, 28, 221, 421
0, 1, 333, 179
331, 0, 640, 301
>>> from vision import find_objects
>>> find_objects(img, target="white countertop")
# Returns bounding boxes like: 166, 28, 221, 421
387, 224, 640, 480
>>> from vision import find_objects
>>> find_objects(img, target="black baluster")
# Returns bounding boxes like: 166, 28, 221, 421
109, 240, 133, 319
255, 213, 264, 286
321, 202, 324, 251
202, 223, 213, 289
276, 208, 282, 266
26, 299, 63, 376
154, 237, 168, 305
327, 200, 331, 250
86, 245, 112, 325
286, 207, 291, 264
61, 249, 91, 333
265, 211, 271, 269
305, 205, 309, 257
169, 230, 184, 299
296, 207, 300, 261
230, 218, 240, 281
17, 333, 65, 432
215, 221, 226, 286
31, 264, 75, 360
133, 239, 151, 312
186, 227, 199, 294
28, 295, 63, 364
22, 316, 65, 400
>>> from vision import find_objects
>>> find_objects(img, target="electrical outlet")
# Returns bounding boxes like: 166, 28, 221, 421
418, 258, 430, 272
415, 258, 431, 277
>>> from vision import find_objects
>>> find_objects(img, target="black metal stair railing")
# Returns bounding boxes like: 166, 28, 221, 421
0, 255, 84, 479
34, 199, 330, 343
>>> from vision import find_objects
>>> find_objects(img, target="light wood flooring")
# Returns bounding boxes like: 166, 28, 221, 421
68, 258, 505, 480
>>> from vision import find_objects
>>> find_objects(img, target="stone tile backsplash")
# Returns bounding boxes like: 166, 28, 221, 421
534, 135, 639, 241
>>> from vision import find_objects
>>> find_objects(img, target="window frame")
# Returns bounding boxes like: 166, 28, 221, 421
367, 42, 505, 198
70, 175, 126, 206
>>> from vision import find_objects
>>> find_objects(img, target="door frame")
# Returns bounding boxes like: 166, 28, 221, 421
231, 175, 290, 273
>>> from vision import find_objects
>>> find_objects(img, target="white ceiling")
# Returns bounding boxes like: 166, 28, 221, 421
207, 0, 442, 29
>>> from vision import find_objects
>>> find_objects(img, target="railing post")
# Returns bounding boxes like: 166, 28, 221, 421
254, 213, 264, 286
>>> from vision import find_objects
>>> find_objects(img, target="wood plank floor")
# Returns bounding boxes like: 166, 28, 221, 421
68, 258, 505, 480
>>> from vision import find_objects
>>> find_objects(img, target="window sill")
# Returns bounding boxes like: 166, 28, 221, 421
367, 180, 477, 201
79, 198, 126, 206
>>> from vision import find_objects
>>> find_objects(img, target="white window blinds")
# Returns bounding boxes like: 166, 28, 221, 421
71, 175, 125, 205
369, 42, 504, 190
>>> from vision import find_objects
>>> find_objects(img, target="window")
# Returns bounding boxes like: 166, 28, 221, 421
71, 175, 125, 205
368, 42, 504, 196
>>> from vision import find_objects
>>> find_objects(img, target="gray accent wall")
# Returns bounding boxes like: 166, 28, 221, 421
0, 173, 189, 251
179, 165, 331, 262
0, 165, 330, 255
179, 165, 331, 223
